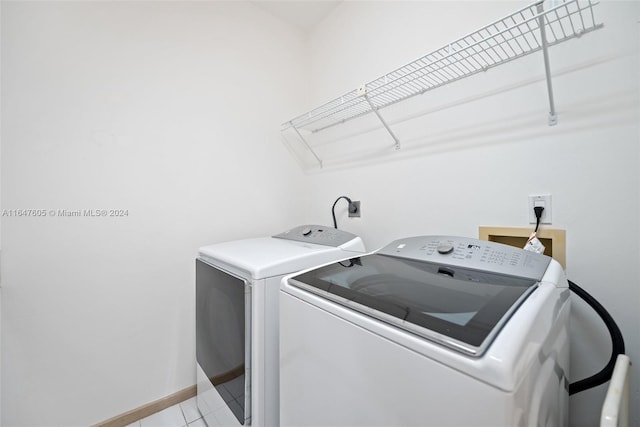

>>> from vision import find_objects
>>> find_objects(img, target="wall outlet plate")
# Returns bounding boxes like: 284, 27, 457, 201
349, 201, 361, 218
528, 194, 552, 224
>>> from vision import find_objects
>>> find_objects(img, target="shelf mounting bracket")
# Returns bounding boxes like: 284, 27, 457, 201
291, 124, 323, 168
537, 2, 558, 126
364, 94, 401, 150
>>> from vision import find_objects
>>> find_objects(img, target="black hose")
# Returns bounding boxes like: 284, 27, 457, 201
568, 279, 625, 395
331, 196, 353, 229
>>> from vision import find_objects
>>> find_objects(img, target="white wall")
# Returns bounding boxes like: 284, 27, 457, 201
0, 1, 3, 423
1, 2, 308, 425
299, 1, 640, 426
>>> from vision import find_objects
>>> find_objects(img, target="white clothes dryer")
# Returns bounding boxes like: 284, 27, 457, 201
196, 225, 365, 427
280, 235, 569, 427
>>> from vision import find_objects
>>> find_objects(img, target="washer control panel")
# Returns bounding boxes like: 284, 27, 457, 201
273, 224, 359, 247
378, 235, 551, 280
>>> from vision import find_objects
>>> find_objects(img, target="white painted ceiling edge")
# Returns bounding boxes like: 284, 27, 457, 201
250, 0, 342, 32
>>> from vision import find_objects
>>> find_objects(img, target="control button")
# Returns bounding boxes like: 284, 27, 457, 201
302, 227, 312, 236
437, 243, 454, 254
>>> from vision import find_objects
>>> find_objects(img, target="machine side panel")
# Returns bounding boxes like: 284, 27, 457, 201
279, 292, 518, 426
250, 277, 281, 426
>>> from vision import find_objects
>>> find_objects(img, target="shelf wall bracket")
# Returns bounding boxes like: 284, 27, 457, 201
292, 124, 323, 168
364, 94, 401, 150
537, 2, 558, 126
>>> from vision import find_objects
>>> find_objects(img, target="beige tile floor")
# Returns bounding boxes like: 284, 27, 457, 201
127, 396, 204, 427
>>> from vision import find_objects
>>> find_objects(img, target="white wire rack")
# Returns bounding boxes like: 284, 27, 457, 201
282, 0, 602, 167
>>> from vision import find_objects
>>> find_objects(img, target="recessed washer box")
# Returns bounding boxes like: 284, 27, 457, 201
479, 226, 566, 269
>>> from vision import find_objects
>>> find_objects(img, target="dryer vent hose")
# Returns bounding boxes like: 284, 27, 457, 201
568, 280, 626, 395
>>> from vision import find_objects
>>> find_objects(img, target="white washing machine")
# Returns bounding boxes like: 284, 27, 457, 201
280, 235, 570, 427
196, 225, 365, 426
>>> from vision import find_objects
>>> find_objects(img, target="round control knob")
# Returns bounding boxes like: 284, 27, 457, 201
437, 243, 454, 254
302, 227, 312, 236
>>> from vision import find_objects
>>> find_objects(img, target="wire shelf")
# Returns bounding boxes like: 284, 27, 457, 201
282, 0, 602, 136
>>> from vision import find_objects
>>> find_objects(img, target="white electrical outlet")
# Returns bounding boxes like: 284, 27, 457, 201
528, 194, 552, 224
